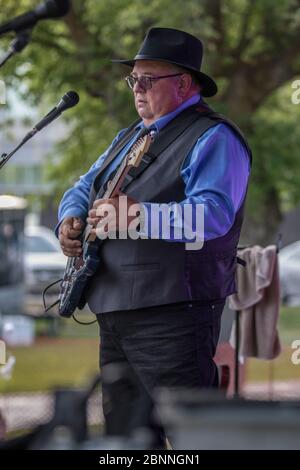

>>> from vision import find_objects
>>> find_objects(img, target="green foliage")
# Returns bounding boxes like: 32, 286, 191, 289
1, 0, 300, 239
247, 85, 300, 223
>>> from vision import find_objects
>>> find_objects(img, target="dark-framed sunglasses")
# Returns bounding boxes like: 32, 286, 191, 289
125, 73, 183, 91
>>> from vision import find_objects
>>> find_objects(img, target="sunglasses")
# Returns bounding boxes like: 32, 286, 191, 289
125, 73, 183, 91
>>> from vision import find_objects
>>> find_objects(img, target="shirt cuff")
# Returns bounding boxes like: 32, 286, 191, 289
55, 209, 86, 238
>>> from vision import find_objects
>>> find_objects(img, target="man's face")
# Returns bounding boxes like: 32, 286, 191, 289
131, 60, 183, 126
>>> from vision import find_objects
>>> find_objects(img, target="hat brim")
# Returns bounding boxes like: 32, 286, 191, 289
112, 57, 217, 97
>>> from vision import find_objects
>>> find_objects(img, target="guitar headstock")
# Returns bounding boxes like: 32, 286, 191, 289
127, 134, 152, 168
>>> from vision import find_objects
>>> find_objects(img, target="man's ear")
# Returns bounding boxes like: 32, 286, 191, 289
178, 73, 193, 97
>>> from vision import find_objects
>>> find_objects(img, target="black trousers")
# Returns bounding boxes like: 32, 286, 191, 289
97, 300, 225, 448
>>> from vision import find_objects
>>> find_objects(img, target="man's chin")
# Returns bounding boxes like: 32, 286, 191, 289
136, 106, 152, 121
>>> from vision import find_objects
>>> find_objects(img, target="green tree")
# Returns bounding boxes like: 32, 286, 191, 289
0, 0, 300, 243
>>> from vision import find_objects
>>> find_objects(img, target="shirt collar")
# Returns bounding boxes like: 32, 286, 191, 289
135, 93, 201, 133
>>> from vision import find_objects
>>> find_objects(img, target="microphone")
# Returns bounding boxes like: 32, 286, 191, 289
33, 90, 79, 132
1, 91, 79, 170
0, 0, 70, 36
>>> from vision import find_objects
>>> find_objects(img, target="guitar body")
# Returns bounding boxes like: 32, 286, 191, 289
58, 241, 101, 317
58, 132, 152, 318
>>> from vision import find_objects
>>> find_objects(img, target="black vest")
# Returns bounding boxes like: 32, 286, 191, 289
86, 103, 252, 314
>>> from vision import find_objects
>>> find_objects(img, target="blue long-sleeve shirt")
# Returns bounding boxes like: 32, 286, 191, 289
57, 94, 250, 241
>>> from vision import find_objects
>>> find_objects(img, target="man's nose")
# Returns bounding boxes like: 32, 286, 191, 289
133, 79, 145, 93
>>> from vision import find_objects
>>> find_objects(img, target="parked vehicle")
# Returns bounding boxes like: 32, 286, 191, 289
279, 241, 300, 306
0, 195, 27, 317
24, 225, 66, 315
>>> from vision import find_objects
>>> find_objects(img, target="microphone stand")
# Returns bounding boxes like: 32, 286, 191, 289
0, 126, 38, 170
0, 29, 32, 69
1, 91, 79, 170
233, 233, 283, 398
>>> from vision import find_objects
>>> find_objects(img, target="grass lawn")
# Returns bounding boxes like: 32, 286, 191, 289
246, 347, 300, 382
0, 338, 99, 394
246, 306, 300, 383
0, 311, 100, 394
1, 306, 300, 393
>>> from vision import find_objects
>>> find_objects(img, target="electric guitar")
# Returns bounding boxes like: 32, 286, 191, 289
58, 133, 152, 317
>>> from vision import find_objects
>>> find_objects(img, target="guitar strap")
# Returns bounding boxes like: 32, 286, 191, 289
92, 118, 140, 198
92, 99, 251, 200
120, 108, 252, 193
121, 107, 213, 192
93, 101, 213, 201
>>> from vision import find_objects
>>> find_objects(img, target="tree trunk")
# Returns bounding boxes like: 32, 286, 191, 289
241, 187, 283, 246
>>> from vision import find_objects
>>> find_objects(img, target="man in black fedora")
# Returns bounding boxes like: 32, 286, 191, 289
57, 27, 251, 447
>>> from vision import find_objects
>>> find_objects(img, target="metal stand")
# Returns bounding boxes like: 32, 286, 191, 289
0, 30, 32, 69
233, 235, 282, 398
0, 99, 46, 170
0, 127, 37, 170
234, 310, 240, 398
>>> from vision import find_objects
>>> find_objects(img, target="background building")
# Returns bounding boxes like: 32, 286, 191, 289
0, 96, 68, 228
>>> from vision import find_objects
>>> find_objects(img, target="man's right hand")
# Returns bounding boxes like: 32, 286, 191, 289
58, 217, 85, 257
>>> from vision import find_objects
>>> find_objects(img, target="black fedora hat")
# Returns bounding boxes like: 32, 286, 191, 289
112, 27, 217, 97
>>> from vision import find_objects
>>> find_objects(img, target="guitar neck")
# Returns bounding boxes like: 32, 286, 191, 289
83, 156, 131, 242
84, 132, 152, 243
102, 154, 130, 199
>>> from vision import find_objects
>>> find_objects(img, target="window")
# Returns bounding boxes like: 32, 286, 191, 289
0, 219, 24, 286
25, 235, 58, 253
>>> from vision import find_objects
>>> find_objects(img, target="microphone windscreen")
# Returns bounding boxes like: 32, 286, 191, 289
63, 91, 80, 108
